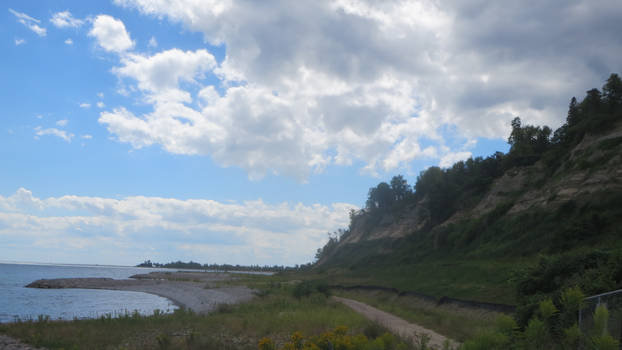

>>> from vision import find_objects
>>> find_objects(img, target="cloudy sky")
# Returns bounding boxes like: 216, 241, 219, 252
1, 0, 621, 266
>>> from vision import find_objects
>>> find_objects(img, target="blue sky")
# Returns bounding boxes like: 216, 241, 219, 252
1, 0, 620, 266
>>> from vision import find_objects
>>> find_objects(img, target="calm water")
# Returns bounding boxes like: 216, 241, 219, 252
0, 263, 178, 323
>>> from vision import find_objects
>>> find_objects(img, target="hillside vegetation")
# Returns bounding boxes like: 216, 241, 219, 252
312, 74, 622, 315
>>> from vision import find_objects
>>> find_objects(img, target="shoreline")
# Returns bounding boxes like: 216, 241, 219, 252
25, 271, 255, 315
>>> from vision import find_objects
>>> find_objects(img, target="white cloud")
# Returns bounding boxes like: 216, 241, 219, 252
9, 8, 46, 37
101, 0, 622, 179
88, 15, 134, 53
97, 101, 105, 108
64, 38, 73, 45
56, 119, 69, 127
34, 127, 74, 142
97, 92, 104, 99
50, 11, 84, 28
115, 49, 216, 93
0, 188, 356, 265
14, 38, 25, 46
439, 151, 472, 168
79, 102, 91, 108
81, 134, 93, 139
148, 36, 157, 48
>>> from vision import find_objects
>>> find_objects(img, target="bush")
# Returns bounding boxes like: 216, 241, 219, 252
291, 281, 331, 299
363, 322, 388, 340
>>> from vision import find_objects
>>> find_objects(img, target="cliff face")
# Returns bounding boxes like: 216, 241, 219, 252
321, 122, 622, 264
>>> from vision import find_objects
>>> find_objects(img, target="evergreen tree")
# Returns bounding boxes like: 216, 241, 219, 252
603, 73, 622, 112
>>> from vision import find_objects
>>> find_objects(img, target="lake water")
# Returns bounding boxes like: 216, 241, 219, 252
0, 262, 178, 323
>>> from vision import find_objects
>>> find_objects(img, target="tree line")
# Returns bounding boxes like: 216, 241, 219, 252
364, 73, 622, 225
136, 260, 313, 272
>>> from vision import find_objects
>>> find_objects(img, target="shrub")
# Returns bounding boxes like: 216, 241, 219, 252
523, 318, 550, 350
291, 281, 331, 299
363, 323, 387, 340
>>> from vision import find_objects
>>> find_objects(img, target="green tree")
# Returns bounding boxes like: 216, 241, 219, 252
507, 117, 551, 166
390, 175, 411, 201
581, 88, 602, 115
366, 182, 394, 210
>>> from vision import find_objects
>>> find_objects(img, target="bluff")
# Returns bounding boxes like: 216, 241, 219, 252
312, 74, 622, 308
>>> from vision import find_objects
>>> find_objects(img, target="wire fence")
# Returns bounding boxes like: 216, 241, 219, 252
579, 288, 622, 347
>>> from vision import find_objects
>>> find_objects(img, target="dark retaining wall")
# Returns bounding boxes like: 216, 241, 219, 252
329, 284, 516, 314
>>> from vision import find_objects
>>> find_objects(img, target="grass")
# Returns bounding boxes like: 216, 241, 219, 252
290, 258, 523, 305
333, 289, 500, 342
0, 282, 373, 350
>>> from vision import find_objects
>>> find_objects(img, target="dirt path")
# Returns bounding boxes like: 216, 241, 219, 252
333, 296, 459, 349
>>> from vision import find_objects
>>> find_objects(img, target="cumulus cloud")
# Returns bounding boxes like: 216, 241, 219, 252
50, 11, 84, 28
34, 126, 74, 142
79, 102, 91, 108
101, 0, 622, 179
56, 119, 68, 126
89, 15, 134, 53
115, 48, 216, 93
439, 151, 473, 168
64, 38, 73, 45
97, 101, 105, 108
14, 38, 25, 46
9, 8, 46, 36
0, 188, 356, 265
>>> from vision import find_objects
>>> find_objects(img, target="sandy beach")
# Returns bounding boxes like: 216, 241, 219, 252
26, 271, 255, 314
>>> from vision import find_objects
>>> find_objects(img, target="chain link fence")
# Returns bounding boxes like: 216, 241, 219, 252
579, 288, 622, 347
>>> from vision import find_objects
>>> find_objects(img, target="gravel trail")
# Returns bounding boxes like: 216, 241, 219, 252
333, 296, 459, 349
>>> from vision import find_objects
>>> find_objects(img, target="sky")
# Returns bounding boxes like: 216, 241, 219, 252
1, 0, 621, 266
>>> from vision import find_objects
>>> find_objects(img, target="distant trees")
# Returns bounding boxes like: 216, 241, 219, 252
135, 260, 307, 272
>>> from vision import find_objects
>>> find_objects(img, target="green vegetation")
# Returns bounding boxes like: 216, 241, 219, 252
463, 290, 619, 350
258, 326, 441, 350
